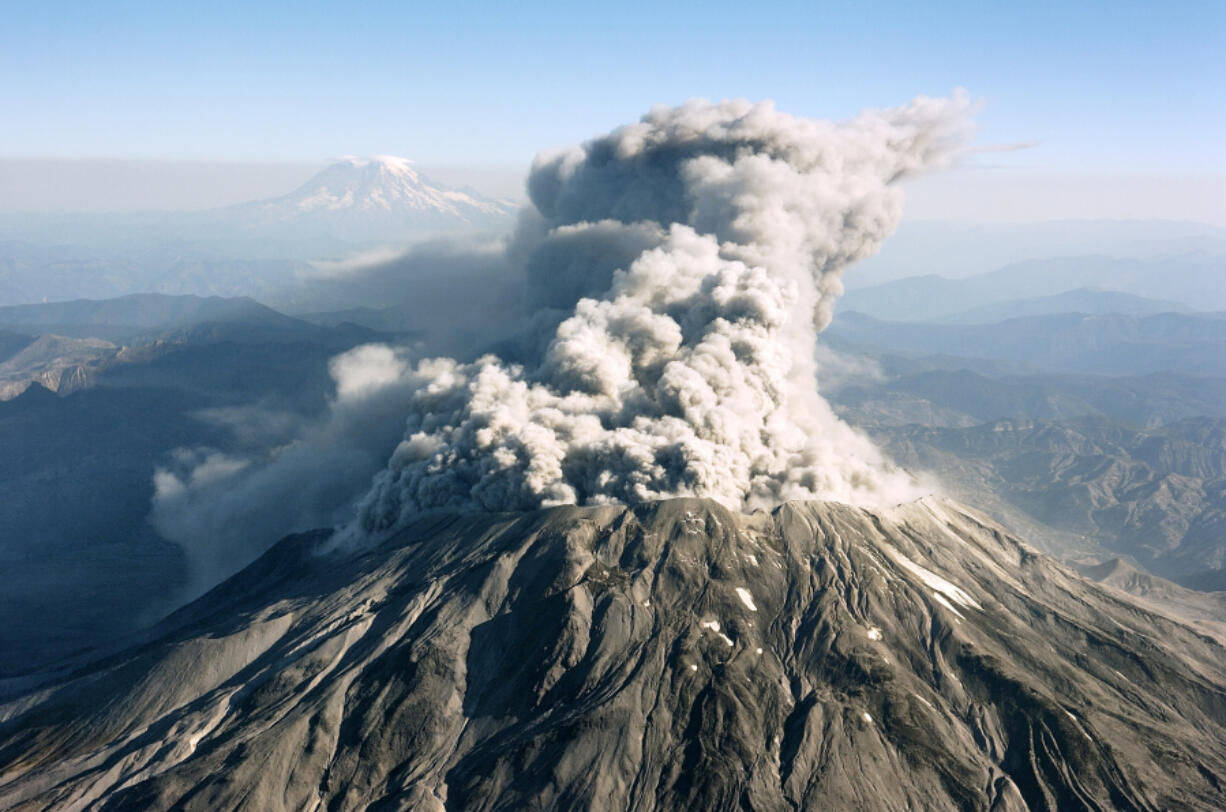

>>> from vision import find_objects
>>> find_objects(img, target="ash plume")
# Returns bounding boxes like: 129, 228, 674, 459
348, 94, 970, 537
151, 344, 421, 595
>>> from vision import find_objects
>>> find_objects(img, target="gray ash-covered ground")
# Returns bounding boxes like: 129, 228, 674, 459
2, 497, 1225, 810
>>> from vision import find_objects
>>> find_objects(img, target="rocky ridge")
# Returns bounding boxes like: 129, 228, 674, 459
2, 497, 1225, 810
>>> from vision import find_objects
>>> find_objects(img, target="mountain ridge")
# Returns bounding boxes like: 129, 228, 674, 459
3, 496, 1225, 810
838, 254, 1226, 321
827, 309, 1226, 376
940, 287, 1191, 324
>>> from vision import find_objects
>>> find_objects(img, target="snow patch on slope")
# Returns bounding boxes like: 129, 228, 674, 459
888, 550, 982, 614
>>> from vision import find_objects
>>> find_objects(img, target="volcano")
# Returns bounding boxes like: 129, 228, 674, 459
2, 497, 1225, 810
223, 156, 517, 243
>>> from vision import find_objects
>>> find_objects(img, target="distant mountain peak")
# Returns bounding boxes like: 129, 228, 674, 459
269, 156, 510, 217
227, 156, 518, 242
334, 154, 417, 173
312, 155, 429, 203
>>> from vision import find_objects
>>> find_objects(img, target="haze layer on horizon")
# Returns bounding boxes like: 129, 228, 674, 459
1, 159, 1223, 228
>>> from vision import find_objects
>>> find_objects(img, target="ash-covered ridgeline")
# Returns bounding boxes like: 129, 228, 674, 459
3, 498, 1226, 810
345, 94, 970, 538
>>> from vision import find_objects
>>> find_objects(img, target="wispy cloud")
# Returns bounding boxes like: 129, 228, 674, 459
966, 140, 1040, 154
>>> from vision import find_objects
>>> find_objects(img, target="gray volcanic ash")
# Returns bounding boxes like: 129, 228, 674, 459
4, 498, 1225, 810
350, 95, 969, 536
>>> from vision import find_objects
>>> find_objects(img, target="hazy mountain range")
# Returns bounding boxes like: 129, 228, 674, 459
0, 298, 390, 672
848, 219, 1226, 286
0, 157, 519, 307
829, 309, 1226, 376
839, 254, 1225, 321
820, 316, 1226, 584
0, 293, 383, 400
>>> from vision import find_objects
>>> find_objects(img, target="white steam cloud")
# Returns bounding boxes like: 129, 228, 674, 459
346, 95, 971, 537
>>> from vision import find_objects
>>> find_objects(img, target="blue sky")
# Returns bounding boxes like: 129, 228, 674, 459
3, 0, 1223, 171
1, 1, 1223, 221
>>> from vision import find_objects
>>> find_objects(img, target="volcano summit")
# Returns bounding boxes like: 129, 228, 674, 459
2, 498, 1225, 809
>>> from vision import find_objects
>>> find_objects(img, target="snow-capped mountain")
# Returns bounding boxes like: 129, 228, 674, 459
3, 497, 1225, 809
228, 156, 518, 243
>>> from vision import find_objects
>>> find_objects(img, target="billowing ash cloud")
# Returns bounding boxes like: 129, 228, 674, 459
151, 344, 420, 595
345, 95, 971, 537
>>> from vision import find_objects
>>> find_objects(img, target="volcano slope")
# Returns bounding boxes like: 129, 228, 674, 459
2, 498, 1226, 811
